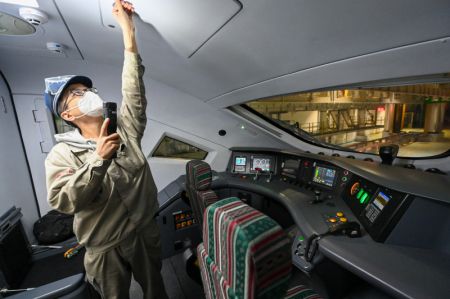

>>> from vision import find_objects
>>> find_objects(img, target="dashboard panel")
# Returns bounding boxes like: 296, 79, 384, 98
230, 150, 446, 245
224, 148, 450, 298
231, 153, 276, 174
158, 147, 450, 299
342, 176, 411, 242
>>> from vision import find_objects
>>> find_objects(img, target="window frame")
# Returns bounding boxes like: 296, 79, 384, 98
150, 134, 209, 160
239, 85, 450, 160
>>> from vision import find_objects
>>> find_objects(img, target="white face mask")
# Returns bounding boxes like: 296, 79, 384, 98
65, 91, 104, 118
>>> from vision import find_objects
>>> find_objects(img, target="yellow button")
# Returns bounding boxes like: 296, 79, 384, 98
329, 218, 337, 223
336, 212, 344, 217
340, 217, 348, 223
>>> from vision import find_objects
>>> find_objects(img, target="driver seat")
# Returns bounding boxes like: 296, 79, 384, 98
185, 160, 219, 227
197, 197, 322, 299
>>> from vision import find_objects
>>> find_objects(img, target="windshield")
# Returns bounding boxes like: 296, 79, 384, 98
244, 83, 450, 158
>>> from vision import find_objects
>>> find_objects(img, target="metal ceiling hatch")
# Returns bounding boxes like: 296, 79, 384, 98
99, 0, 242, 58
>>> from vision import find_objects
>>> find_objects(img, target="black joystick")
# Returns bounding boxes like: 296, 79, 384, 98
379, 144, 399, 165
311, 190, 323, 204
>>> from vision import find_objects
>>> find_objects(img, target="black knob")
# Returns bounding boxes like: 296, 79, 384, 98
312, 190, 323, 204
425, 168, 446, 175
404, 164, 416, 169
379, 144, 399, 165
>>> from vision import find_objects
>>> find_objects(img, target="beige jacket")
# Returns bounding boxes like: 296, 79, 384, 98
45, 51, 158, 253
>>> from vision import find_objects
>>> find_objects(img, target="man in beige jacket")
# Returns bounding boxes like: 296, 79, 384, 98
44, 1, 167, 298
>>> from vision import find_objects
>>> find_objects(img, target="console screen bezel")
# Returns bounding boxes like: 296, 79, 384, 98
250, 156, 272, 172
234, 156, 247, 172
311, 164, 338, 188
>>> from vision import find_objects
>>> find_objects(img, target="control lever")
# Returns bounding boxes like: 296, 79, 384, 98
266, 171, 273, 183
328, 221, 361, 238
311, 190, 323, 204
253, 167, 262, 181
304, 221, 361, 262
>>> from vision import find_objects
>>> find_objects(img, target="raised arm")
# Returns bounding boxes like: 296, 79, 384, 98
113, 0, 137, 53
113, 0, 147, 141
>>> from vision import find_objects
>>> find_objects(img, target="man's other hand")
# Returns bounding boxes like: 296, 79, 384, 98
96, 118, 120, 160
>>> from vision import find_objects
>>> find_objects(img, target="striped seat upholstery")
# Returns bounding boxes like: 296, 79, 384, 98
198, 197, 321, 299
186, 160, 219, 227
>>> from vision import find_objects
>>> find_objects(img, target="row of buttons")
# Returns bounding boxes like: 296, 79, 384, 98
173, 211, 196, 230
324, 211, 348, 226
365, 204, 380, 223
294, 236, 305, 257
340, 170, 350, 187
175, 220, 195, 230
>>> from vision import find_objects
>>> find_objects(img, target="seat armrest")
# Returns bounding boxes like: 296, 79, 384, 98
7, 273, 85, 299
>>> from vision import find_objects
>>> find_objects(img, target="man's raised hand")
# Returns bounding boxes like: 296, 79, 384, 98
112, 0, 134, 32
96, 118, 120, 160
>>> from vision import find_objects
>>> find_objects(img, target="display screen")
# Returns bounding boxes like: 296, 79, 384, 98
235, 157, 247, 166
312, 166, 336, 187
372, 191, 391, 211
251, 158, 271, 172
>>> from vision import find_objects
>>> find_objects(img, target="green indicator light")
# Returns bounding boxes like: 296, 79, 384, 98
356, 189, 364, 199
298, 236, 304, 241
360, 192, 369, 204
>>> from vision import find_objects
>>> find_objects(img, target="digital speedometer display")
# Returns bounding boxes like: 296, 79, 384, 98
251, 158, 271, 172
234, 156, 247, 172
312, 166, 336, 187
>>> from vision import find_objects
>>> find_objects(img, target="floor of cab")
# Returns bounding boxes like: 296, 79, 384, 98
130, 252, 204, 299
129, 252, 323, 299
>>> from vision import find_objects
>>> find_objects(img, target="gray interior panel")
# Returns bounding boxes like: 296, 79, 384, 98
386, 197, 450, 254
14, 0, 448, 102
99, 0, 242, 58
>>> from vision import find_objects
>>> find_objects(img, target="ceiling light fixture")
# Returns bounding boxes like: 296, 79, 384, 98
0, 0, 39, 8
0, 11, 35, 36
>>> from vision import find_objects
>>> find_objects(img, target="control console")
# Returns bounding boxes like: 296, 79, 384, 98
343, 176, 411, 242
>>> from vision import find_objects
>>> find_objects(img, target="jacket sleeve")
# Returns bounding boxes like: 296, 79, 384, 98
45, 146, 111, 214
118, 50, 147, 142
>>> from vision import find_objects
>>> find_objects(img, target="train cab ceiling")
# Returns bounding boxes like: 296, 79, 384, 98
0, 0, 450, 107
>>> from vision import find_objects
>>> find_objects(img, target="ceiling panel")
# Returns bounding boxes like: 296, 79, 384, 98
99, 0, 241, 58
3, 0, 450, 105
0, 1, 82, 59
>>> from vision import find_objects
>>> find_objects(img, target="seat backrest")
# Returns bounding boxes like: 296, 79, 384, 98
0, 207, 31, 289
203, 197, 292, 299
186, 160, 219, 227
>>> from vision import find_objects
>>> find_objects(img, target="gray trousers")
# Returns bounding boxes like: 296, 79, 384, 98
84, 220, 168, 299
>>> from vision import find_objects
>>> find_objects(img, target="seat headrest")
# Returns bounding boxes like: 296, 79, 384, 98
187, 160, 212, 191
203, 197, 292, 298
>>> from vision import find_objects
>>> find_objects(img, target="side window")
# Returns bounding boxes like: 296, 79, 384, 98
152, 136, 208, 160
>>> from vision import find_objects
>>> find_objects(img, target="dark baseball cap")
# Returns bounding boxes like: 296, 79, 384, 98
44, 75, 92, 117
